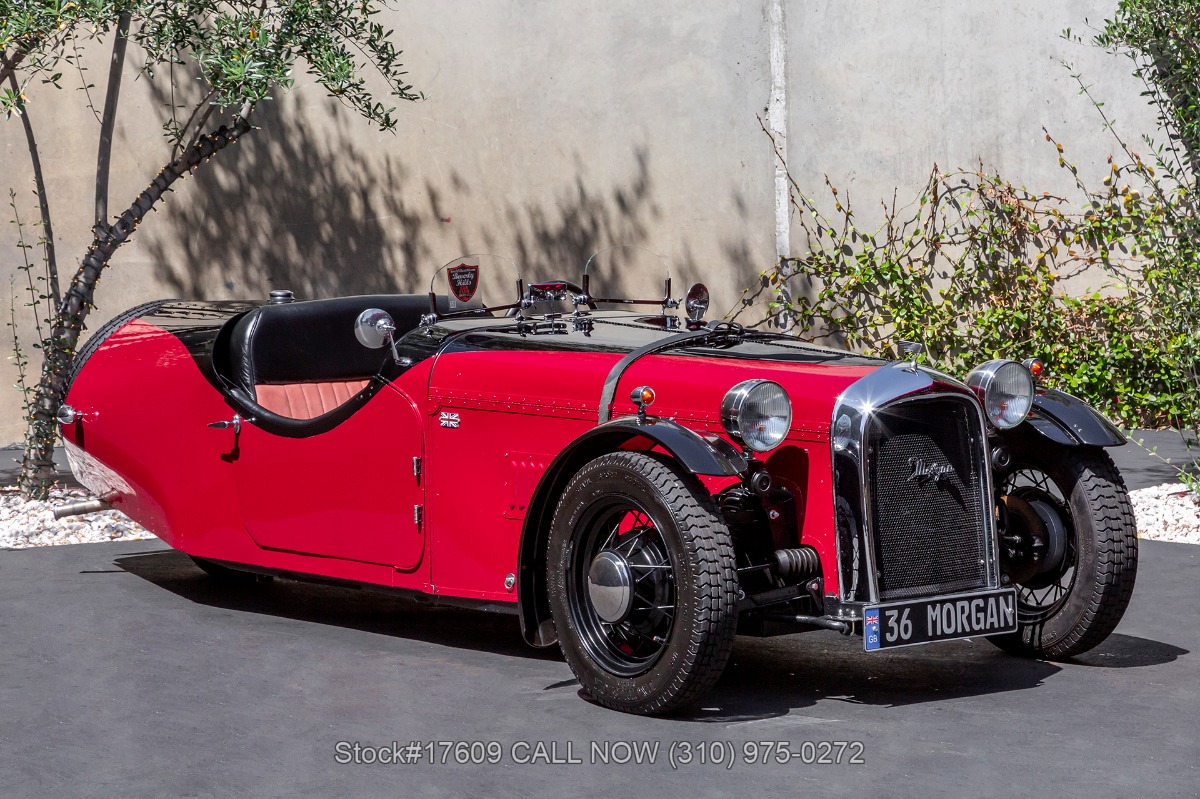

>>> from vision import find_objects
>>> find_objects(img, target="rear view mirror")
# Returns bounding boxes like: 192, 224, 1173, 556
685, 283, 710, 322
354, 308, 396, 349
354, 308, 403, 364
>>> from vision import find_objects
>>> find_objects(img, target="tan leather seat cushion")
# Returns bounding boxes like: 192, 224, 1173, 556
256, 380, 370, 420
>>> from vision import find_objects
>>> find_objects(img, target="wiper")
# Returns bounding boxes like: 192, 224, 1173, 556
596, 322, 746, 424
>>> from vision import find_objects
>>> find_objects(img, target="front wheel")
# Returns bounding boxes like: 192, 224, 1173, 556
546, 451, 738, 715
989, 443, 1137, 659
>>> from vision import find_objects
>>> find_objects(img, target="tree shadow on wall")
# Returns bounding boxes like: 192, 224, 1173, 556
142, 96, 671, 301
142, 100, 431, 299
680, 187, 759, 308
495, 148, 678, 296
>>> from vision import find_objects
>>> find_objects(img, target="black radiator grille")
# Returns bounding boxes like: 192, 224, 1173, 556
866, 397, 990, 601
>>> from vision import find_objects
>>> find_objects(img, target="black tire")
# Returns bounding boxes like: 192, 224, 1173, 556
546, 451, 738, 715
190, 556, 265, 584
988, 443, 1137, 659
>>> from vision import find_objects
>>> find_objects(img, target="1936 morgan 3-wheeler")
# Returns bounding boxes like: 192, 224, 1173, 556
56, 253, 1137, 715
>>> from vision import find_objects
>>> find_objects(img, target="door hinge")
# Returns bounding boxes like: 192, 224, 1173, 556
413, 456, 422, 478
413, 504, 422, 527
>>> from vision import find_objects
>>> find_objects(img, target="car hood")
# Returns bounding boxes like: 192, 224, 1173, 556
424, 316, 885, 440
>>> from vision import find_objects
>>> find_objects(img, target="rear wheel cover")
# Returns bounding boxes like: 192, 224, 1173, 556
546, 451, 738, 715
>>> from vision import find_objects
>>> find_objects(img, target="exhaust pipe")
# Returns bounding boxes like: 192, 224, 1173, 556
762, 613, 853, 635
53, 499, 112, 520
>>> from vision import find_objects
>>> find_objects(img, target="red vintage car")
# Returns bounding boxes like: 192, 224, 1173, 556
56, 253, 1137, 715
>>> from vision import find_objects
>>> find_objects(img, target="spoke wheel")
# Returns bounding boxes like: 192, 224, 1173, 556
1001, 468, 1077, 623
569, 503, 677, 676
547, 451, 738, 715
989, 439, 1137, 659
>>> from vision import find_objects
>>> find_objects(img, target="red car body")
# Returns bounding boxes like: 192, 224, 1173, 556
61, 307, 870, 601
56, 269, 1136, 714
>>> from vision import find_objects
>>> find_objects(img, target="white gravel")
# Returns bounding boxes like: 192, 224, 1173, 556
2, 482, 1198, 549
1129, 482, 1200, 545
0, 486, 152, 549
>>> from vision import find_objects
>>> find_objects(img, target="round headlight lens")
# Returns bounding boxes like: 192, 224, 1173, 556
966, 360, 1034, 429
721, 379, 792, 452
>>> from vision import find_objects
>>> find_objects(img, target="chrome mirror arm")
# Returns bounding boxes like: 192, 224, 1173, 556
374, 318, 403, 364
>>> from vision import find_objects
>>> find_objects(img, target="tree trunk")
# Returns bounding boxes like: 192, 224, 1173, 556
6, 71, 58, 308
95, 12, 131, 227
0, 46, 32, 88
18, 116, 253, 499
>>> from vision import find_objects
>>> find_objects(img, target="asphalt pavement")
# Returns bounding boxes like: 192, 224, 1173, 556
0, 538, 1195, 798
1108, 428, 1199, 489
0, 429, 1195, 797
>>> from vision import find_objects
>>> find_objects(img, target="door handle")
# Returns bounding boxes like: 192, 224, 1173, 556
208, 414, 242, 434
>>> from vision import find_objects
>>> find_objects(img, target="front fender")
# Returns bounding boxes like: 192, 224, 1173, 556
572, 416, 749, 477
516, 416, 747, 647
1018, 388, 1126, 447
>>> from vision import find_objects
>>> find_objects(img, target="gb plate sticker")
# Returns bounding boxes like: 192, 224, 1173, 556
864, 610, 882, 651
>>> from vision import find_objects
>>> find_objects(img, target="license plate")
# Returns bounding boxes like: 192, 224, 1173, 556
864, 588, 1017, 651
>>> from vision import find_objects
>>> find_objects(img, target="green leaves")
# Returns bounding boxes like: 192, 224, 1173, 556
1097, 0, 1200, 173
0, 4, 112, 119
740, 3, 1200, 434
3, 1, 421, 129
739, 143, 1199, 432
0, 84, 21, 117
3, 1, 424, 499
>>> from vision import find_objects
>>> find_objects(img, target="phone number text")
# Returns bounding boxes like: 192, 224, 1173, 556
333, 739, 866, 768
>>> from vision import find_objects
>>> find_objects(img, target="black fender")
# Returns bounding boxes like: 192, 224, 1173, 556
1017, 388, 1126, 447
516, 416, 747, 647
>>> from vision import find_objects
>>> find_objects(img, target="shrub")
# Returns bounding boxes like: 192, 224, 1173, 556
732, 127, 1198, 434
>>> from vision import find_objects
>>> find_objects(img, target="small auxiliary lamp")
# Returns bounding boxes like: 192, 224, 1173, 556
630, 385, 656, 424
1022, 358, 1046, 382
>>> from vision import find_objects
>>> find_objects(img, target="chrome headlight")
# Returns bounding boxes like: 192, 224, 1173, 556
720, 379, 792, 452
965, 360, 1034, 429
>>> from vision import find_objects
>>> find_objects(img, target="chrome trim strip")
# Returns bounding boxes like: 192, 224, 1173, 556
830, 363, 939, 604
829, 362, 996, 604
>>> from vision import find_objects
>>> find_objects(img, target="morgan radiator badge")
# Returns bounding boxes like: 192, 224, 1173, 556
439, 412, 461, 429
446, 263, 480, 303
907, 456, 954, 485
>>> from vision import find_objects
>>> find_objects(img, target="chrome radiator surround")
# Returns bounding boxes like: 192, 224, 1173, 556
829, 362, 1000, 605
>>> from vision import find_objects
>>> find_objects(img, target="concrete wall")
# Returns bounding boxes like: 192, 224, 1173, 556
0, 1, 1160, 445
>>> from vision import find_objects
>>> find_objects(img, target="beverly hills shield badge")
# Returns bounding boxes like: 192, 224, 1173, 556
447, 263, 480, 303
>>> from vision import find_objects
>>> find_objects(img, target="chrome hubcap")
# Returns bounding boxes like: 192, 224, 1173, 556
587, 551, 634, 623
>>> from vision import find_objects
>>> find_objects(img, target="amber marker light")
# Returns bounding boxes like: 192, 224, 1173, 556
630, 386, 656, 423
631, 386, 656, 407
1022, 358, 1045, 380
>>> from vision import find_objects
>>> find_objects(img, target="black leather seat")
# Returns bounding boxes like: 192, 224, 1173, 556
227, 294, 440, 401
